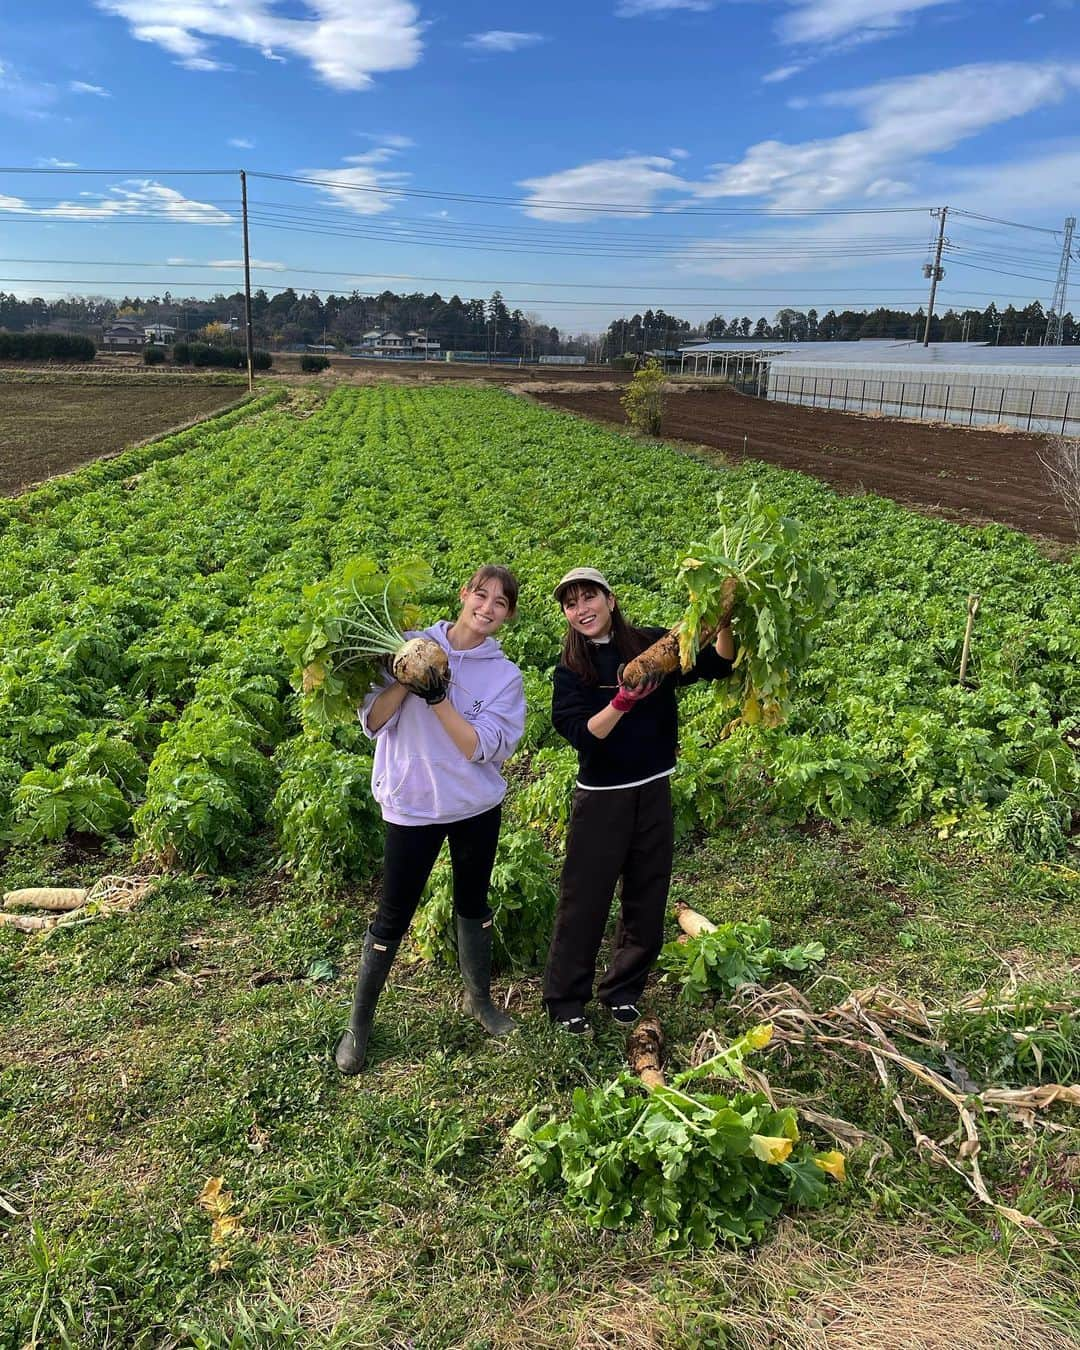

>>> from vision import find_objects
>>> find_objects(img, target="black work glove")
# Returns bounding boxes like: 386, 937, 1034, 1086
405, 673, 449, 705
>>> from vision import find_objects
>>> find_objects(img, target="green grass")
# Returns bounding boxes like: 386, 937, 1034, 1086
2, 820, 1077, 1347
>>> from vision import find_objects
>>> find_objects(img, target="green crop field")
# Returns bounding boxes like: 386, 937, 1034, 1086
1, 384, 1077, 1347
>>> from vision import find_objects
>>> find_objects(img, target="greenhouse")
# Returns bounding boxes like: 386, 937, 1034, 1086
679, 341, 1080, 434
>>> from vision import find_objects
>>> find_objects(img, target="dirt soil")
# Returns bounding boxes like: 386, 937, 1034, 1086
531, 383, 1073, 543
272, 355, 633, 386
0, 380, 245, 496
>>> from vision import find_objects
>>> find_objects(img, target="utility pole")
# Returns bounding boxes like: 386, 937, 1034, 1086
240, 169, 255, 392
922, 206, 947, 348
1043, 215, 1075, 346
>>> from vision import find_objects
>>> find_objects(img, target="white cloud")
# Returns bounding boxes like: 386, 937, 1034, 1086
207, 257, 287, 270
0, 61, 58, 117
668, 146, 690, 159
698, 61, 1080, 207
69, 80, 111, 96
301, 142, 412, 215
0, 180, 233, 224
37, 156, 78, 167
518, 154, 690, 220
677, 208, 914, 282
165, 255, 286, 270
934, 145, 1080, 215
615, 0, 713, 14
762, 62, 807, 82
1027, 10, 1046, 18
228, 137, 255, 148
357, 131, 415, 148
465, 31, 545, 53
94, 0, 423, 90
776, 0, 956, 46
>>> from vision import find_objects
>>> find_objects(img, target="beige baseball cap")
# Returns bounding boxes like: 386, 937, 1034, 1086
553, 566, 612, 601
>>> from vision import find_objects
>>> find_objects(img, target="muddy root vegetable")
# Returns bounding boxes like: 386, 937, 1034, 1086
0, 912, 61, 933
392, 637, 449, 693
628, 1016, 666, 1090
676, 902, 718, 939
620, 598, 735, 691
3, 887, 88, 912
620, 629, 683, 689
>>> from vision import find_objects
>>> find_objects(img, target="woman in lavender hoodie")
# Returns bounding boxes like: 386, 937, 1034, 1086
335, 565, 526, 1075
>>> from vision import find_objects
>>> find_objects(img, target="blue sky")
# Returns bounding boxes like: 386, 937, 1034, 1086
1, 0, 1078, 333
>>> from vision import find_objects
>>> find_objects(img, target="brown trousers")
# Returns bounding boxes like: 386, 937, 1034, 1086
543, 777, 675, 1019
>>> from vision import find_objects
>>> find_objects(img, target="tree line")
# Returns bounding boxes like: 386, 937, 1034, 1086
606, 301, 1076, 353
1, 289, 1074, 354
0, 288, 579, 354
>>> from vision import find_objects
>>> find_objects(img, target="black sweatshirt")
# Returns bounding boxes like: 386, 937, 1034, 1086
552, 626, 734, 789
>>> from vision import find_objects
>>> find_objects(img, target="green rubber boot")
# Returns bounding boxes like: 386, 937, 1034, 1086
457, 914, 517, 1038
334, 929, 399, 1075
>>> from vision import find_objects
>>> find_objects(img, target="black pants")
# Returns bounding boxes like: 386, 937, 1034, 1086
370, 805, 502, 942
543, 778, 674, 1019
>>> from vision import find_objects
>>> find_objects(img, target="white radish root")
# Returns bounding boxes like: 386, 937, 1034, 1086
675, 902, 718, 938
0, 912, 61, 933
3, 887, 88, 912
392, 637, 449, 690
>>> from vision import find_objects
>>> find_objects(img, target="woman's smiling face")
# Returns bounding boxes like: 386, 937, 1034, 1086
561, 583, 615, 640
459, 578, 512, 637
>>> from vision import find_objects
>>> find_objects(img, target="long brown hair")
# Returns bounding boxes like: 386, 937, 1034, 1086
558, 583, 653, 685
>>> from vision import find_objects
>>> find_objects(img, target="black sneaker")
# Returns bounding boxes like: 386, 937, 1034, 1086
555, 1015, 592, 1036
607, 1003, 641, 1026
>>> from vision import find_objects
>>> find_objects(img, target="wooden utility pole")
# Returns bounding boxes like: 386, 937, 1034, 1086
240, 169, 255, 392
922, 206, 947, 348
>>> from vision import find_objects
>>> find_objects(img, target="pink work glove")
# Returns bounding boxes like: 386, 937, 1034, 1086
610, 674, 661, 712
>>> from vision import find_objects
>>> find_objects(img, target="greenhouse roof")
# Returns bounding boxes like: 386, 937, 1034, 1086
679, 339, 1080, 367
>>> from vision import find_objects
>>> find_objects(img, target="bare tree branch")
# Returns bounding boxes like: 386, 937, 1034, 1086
1035, 437, 1080, 541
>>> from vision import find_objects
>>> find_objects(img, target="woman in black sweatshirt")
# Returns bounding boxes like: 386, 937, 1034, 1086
543, 567, 734, 1034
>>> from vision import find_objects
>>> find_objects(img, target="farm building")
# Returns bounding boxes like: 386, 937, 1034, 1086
353, 329, 440, 357
102, 320, 146, 347
678, 340, 1080, 436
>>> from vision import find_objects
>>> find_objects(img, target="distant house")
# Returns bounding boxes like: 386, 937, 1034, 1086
102, 320, 145, 347
353, 329, 441, 357
143, 323, 176, 344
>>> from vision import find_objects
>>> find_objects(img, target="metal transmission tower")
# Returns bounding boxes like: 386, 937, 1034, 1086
1043, 216, 1076, 346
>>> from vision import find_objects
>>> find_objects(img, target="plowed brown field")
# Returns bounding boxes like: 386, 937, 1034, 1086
531, 384, 1072, 543
0, 379, 245, 496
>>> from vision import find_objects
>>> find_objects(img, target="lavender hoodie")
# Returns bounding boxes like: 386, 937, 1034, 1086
360, 621, 526, 827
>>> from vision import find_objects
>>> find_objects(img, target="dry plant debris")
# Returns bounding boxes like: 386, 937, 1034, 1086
697, 981, 1080, 1243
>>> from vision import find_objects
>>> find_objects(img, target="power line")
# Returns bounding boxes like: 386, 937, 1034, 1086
0, 257, 954, 293
0, 278, 944, 308
950, 207, 1062, 237
944, 259, 1058, 285
249, 170, 934, 218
